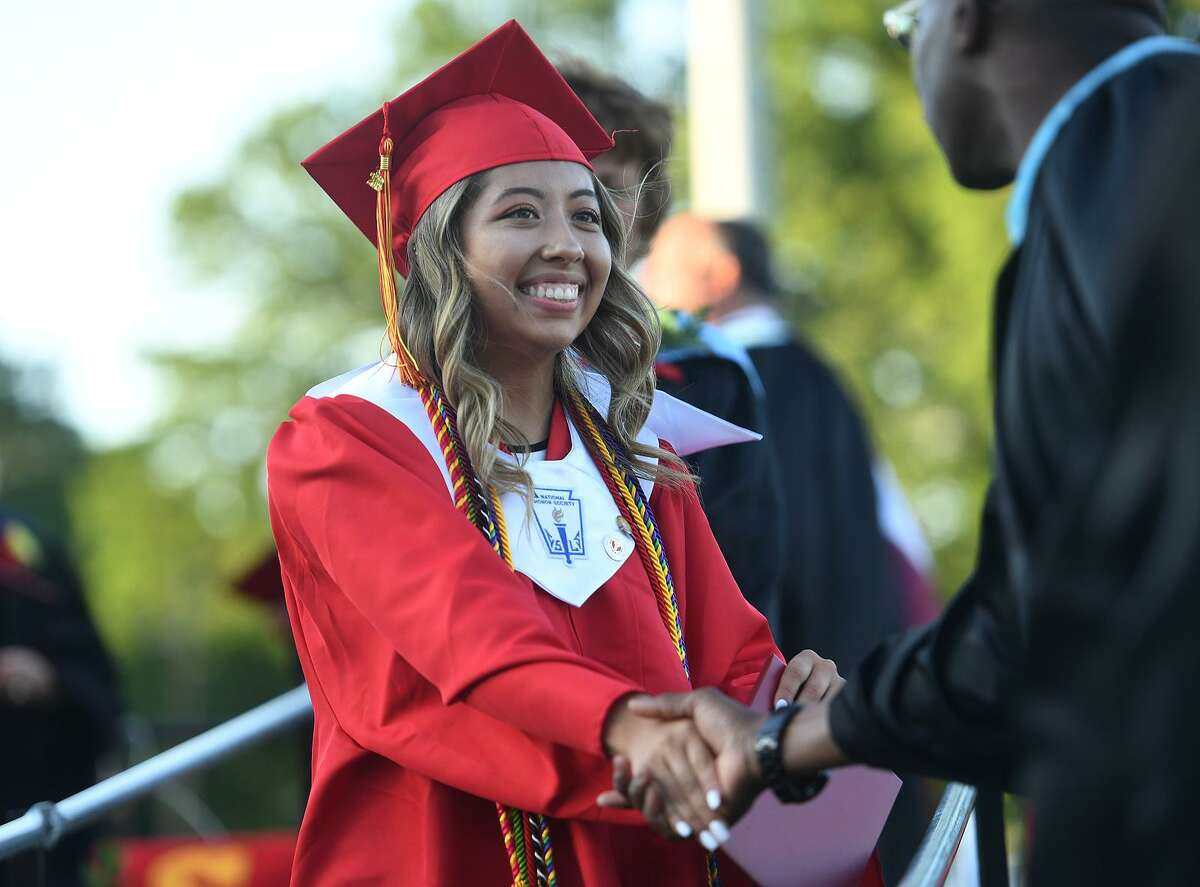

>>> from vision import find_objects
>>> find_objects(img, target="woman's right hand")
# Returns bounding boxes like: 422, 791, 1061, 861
601, 694, 730, 849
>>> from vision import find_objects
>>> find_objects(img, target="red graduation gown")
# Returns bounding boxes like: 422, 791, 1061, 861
267, 391, 779, 885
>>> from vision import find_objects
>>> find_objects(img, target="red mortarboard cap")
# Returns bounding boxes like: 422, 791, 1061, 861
302, 20, 615, 279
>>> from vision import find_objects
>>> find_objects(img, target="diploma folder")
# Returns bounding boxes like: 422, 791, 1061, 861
722, 657, 901, 887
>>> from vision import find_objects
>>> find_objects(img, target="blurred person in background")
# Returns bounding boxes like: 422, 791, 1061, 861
0, 510, 122, 887
646, 212, 938, 880
646, 214, 938, 670
558, 61, 788, 634
620, 0, 1200, 881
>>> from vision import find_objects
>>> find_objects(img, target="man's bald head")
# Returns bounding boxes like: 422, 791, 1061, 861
644, 214, 742, 313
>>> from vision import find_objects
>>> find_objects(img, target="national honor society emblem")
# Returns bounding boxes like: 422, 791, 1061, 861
532, 488, 586, 564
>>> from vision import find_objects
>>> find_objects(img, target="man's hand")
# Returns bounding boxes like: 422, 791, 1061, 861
773, 649, 845, 710
600, 688, 767, 827
601, 694, 731, 847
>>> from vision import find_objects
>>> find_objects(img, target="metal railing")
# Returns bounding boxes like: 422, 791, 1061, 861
1, 682, 1006, 886
0, 684, 312, 860
900, 783, 977, 886
900, 784, 1010, 887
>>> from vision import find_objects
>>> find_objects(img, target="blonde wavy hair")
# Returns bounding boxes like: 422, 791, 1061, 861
395, 165, 695, 497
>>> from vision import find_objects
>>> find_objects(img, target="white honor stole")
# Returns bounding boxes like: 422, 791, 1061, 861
495, 416, 657, 607
307, 362, 760, 607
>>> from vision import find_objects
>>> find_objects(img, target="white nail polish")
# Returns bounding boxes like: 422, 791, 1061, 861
674, 820, 693, 839
699, 830, 718, 852
774, 698, 789, 710
706, 789, 722, 811
709, 820, 731, 844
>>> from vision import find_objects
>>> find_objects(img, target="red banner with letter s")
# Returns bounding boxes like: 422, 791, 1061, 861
96, 832, 295, 887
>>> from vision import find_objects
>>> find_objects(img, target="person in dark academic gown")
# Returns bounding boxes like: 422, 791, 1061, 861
0, 510, 122, 887
620, 1, 1200, 882
653, 321, 787, 634
645, 214, 940, 670
271, 21, 866, 887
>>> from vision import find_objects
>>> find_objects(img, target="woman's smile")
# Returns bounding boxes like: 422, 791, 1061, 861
518, 274, 587, 313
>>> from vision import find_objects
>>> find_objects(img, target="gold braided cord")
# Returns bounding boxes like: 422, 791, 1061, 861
568, 394, 718, 887
567, 395, 689, 671
372, 137, 422, 387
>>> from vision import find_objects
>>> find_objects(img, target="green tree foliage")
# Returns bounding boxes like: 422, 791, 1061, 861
762, 2, 1009, 590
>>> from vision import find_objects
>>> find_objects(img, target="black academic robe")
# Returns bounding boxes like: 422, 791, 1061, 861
655, 353, 786, 631
747, 341, 901, 671
829, 47, 1200, 883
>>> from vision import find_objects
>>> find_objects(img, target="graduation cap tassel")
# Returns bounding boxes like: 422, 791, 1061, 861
370, 129, 422, 387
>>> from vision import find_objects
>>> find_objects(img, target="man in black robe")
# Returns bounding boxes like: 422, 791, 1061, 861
620, 0, 1200, 881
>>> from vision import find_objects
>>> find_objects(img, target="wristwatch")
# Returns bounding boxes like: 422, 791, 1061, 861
753, 703, 829, 804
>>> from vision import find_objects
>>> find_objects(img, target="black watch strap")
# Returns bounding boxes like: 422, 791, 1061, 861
753, 703, 829, 804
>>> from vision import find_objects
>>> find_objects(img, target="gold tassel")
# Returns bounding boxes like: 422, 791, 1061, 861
370, 129, 422, 387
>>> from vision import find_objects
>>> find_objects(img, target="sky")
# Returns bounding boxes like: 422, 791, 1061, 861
0, 0, 686, 449
0, 0, 404, 446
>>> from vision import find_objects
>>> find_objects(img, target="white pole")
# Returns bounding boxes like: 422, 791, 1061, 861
685, 0, 770, 219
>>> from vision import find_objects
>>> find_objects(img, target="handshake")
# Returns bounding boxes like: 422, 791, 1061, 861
598, 651, 848, 852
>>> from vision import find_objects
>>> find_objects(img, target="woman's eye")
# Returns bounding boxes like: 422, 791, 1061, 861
575, 209, 601, 225
504, 206, 538, 220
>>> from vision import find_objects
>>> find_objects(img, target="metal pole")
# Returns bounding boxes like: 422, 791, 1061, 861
686, 0, 771, 219
898, 783, 977, 887
0, 684, 312, 861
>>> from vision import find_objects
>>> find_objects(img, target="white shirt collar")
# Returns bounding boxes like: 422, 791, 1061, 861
1007, 35, 1200, 247
713, 304, 792, 350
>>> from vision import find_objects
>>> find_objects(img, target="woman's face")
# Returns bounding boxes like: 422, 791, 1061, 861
460, 160, 611, 366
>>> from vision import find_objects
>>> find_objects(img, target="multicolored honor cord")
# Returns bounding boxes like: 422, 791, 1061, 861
419, 379, 718, 887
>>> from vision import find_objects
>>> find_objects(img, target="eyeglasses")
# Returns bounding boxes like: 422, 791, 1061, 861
883, 0, 922, 50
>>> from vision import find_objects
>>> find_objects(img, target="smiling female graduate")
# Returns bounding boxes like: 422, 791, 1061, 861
265, 20, 845, 887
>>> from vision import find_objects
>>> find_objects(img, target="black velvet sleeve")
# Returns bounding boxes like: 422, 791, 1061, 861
829, 487, 1020, 788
